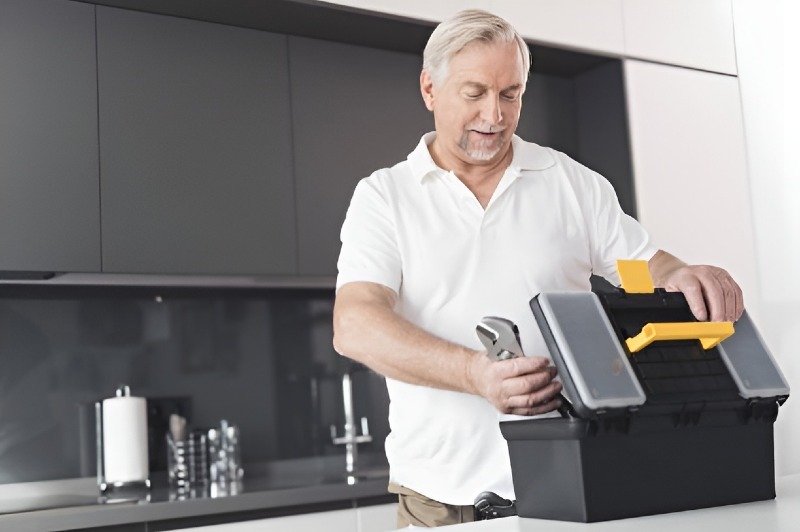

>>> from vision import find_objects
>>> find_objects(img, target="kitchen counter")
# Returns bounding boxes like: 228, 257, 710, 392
440, 474, 799, 532
0, 454, 392, 532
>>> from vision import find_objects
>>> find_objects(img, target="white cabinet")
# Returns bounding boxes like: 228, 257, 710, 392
491, 0, 625, 55
621, 0, 737, 74
323, 0, 626, 55
623, 59, 758, 313
324, 0, 740, 75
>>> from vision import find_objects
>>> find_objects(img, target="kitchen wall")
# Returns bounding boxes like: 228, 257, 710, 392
0, 288, 389, 484
731, 0, 798, 476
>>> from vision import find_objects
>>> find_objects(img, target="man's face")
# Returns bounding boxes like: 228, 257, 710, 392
421, 41, 525, 166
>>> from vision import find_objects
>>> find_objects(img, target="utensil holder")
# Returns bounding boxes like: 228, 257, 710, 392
167, 430, 208, 491
208, 420, 243, 485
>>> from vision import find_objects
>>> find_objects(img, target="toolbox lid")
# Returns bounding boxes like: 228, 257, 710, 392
530, 260, 789, 422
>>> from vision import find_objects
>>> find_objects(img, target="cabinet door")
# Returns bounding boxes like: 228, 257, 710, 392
325, 0, 626, 56
622, 0, 737, 75
290, 36, 432, 276
97, 7, 296, 275
0, 0, 100, 272
493, 0, 626, 55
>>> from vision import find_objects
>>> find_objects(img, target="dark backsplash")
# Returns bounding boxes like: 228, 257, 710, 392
0, 286, 389, 484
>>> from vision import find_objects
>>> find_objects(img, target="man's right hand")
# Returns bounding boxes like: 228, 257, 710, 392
467, 352, 562, 416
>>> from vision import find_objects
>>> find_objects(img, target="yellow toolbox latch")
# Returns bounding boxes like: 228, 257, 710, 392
616, 260, 654, 294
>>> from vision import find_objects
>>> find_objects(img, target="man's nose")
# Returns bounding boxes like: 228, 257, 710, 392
480, 95, 503, 124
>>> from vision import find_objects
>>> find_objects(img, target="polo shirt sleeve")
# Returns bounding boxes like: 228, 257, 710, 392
336, 175, 402, 293
581, 169, 660, 287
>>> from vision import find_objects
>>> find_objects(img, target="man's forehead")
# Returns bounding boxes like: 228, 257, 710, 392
449, 66, 525, 88
446, 42, 525, 81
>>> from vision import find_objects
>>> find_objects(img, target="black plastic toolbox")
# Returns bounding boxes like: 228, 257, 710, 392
501, 287, 789, 522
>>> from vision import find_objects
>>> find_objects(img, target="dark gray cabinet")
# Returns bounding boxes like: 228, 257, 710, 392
0, 1, 633, 279
96, 7, 296, 275
289, 37, 432, 276
0, 0, 100, 273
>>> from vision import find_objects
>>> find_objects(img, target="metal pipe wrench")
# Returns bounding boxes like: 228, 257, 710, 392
476, 316, 523, 361
476, 316, 576, 418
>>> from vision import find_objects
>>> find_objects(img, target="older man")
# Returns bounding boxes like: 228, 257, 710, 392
333, 9, 743, 528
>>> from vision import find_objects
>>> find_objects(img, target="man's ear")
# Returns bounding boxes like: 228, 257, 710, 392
420, 70, 435, 112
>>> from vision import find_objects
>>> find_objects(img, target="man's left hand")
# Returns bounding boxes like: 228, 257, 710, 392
660, 263, 744, 322
648, 250, 744, 322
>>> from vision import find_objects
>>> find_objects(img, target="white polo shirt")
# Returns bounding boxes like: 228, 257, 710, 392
337, 132, 658, 505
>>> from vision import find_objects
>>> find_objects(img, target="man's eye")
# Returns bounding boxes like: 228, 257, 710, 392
465, 93, 482, 99
502, 93, 519, 101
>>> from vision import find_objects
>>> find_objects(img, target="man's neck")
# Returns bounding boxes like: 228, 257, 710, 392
428, 138, 514, 208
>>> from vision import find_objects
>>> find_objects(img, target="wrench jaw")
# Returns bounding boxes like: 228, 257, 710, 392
476, 317, 524, 361
476, 322, 500, 350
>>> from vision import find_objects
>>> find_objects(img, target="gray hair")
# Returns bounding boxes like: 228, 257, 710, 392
423, 9, 531, 86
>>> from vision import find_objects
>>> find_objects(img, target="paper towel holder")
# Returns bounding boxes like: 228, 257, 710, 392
96, 384, 152, 499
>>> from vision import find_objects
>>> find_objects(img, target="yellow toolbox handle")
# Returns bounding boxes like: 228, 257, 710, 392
626, 322, 735, 353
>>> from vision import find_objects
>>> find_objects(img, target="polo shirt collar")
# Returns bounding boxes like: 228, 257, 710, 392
407, 132, 441, 181
508, 134, 556, 173
407, 132, 555, 182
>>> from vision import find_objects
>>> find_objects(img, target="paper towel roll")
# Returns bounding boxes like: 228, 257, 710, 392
102, 394, 149, 484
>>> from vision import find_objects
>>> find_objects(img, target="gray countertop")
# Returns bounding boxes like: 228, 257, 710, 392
0, 454, 391, 532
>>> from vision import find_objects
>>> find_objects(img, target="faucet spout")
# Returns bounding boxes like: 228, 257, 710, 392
330, 372, 372, 476
342, 372, 356, 474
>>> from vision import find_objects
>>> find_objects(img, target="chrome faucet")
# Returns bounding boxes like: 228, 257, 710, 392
330, 372, 372, 479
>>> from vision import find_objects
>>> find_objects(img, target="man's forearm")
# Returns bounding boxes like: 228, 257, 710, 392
333, 284, 480, 394
648, 249, 687, 287
333, 282, 563, 415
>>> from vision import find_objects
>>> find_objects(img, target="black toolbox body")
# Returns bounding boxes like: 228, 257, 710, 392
502, 415, 776, 522
501, 289, 788, 522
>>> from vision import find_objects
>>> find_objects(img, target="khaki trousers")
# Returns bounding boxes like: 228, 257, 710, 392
388, 482, 476, 528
